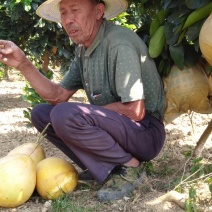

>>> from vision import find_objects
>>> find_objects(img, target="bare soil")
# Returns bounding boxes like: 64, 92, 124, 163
0, 70, 211, 212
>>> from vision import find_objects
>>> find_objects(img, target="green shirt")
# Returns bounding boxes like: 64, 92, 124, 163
60, 20, 165, 117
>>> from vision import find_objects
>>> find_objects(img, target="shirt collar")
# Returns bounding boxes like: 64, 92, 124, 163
83, 19, 107, 57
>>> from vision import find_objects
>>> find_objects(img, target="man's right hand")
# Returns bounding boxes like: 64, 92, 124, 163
0, 40, 29, 70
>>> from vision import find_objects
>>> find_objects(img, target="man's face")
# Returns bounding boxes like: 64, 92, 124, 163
59, 0, 103, 47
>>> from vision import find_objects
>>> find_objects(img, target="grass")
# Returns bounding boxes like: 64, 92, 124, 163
51, 192, 102, 212
0, 69, 4, 80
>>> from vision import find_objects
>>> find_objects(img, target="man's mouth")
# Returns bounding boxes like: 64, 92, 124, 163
68, 29, 79, 37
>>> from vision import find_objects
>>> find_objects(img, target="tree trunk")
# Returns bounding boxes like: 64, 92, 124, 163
3, 65, 9, 80
42, 49, 49, 73
193, 119, 212, 158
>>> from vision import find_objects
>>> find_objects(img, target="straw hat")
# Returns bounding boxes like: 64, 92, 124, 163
36, 0, 128, 23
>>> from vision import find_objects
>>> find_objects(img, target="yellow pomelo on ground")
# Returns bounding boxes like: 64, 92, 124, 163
36, 157, 79, 200
199, 13, 212, 65
7, 142, 45, 166
0, 154, 36, 208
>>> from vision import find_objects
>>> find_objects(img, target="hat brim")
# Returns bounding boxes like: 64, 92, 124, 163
36, 0, 128, 23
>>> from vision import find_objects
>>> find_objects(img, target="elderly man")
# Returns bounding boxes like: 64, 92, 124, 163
0, 0, 165, 201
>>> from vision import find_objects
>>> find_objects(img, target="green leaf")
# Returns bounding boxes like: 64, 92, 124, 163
177, 30, 186, 45
189, 187, 196, 198
192, 157, 203, 164
185, 199, 192, 211
163, 0, 172, 9
209, 183, 212, 193
24, 5, 31, 12
186, 19, 205, 42
169, 44, 184, 69
158, 59, 166, 74
182, 1, 212, 30
149, 25, 166, 58
204, 63, 212, 75
182, 40, 201, 67
164, 60, 172, 76
150, 9, 169, 37
164, 22, 180, 45
164, 0, 179, 9
167, 9, 189, 25
185, 0, 209, 9
32, 3, 38, 10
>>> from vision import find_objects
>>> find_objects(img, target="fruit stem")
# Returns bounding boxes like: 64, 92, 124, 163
36, 123, 51, 145
29, 123, 51, 156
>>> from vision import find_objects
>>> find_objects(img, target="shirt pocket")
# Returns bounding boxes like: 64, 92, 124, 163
90, 89, 118, 106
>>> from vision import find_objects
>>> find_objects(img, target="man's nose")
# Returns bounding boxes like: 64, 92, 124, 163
62, 12, 75, 25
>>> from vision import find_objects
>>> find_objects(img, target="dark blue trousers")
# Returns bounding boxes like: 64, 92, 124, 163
31, 102, 165, 183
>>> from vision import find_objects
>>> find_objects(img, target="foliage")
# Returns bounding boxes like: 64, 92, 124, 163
0, 64, 5, 80
185, 186, 197, 212
0, 0, 76, 123
22, 69, 53, 125
135, 0, 212, 76
0, 0, 75, 74
0, 70, 4, 80
1, 0, 212, 78
1, 0, 211, 91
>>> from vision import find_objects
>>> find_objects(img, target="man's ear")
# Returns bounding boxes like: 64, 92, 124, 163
96, 3, 105, 20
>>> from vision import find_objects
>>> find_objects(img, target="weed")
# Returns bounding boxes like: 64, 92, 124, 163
51, 193, 101, 212
173, 157, 212, 210
0, 64, 6, 80
0, 69, 4, 80
144, 161, 154, 176
185, 187, 197, 212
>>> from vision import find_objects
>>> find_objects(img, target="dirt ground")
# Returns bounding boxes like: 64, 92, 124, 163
0, 70, 211, 212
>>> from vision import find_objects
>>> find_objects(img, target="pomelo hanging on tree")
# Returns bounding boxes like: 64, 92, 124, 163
199, 13, 212, 66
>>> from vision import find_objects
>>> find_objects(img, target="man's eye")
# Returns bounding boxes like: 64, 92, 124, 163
72, 8, 79, 12
60, 11, 66, 15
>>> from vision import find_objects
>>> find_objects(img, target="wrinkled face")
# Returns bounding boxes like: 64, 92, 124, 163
59, 0, 104, 47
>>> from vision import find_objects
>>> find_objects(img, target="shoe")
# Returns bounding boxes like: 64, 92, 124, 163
78, 169, 94, 181
97, 164, 145, 201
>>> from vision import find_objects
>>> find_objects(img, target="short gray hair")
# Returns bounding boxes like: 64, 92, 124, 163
92, 0, 105, 5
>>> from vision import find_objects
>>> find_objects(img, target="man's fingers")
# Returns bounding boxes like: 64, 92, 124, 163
0, 41, 14, 63
0, 46, 13, 55
0, 53, 8, 62
3, 57, 8, 62
0, 41, 15, 54
0, 46, 8, 62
